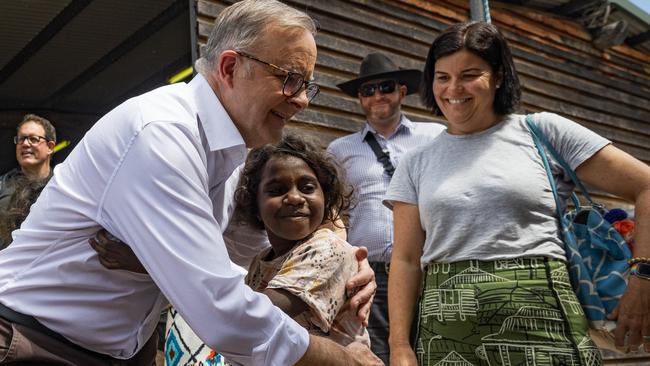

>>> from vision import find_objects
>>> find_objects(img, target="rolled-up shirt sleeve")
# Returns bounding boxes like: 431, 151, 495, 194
98, 121, 308, 365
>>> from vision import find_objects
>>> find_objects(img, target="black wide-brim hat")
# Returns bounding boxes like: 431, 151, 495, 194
337, 53, 422, 97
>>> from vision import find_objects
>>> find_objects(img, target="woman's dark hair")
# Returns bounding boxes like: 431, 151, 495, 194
421, 21, 521, 115
234, 132, 353, 231
0, 174, 50, 249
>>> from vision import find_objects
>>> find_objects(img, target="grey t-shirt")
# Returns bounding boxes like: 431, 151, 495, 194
384, 112, 610, 267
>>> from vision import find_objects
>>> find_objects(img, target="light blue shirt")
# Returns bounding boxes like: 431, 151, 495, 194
327, 116, 445, 262
0, 74, 307, 365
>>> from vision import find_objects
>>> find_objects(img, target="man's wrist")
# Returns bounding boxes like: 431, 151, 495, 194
296, 334, 349, 366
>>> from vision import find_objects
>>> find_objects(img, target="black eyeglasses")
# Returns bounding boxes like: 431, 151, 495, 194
359, 80, 398, 97
237, 52, 320, 102
14, 135, 47, 145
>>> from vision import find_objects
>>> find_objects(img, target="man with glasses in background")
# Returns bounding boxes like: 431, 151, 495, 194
328, 52, 445, 365
0, 114, 56, 212
0, 1, 379, 365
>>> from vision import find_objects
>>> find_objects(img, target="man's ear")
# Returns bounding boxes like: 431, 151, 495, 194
399, 84, 407, 97
46, 141, 55, 155
216, 50, 240, 89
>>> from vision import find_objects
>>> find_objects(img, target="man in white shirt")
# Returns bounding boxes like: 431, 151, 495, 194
0, 1, 379, 365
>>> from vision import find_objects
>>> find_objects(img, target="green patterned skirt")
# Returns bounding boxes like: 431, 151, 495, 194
414, 257, 602, 366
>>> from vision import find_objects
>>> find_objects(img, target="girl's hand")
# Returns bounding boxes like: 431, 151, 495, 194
89, 229, 148, 274
390, 343, 418, 366
608, 276, 650, 352
346, 246, 377, 326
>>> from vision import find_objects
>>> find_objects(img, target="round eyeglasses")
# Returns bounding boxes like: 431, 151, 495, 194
237, 52, 320, 102
14, 135, 47, 145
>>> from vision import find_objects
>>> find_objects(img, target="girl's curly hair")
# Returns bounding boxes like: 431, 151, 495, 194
234, 132, 353, 231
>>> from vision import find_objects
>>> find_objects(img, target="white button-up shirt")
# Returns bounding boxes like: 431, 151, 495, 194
0, 75, 308, 365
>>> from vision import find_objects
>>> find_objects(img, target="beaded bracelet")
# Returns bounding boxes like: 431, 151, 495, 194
628, 257, 650, 265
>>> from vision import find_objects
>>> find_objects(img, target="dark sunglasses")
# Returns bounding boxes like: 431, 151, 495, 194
359, 80, 398, 97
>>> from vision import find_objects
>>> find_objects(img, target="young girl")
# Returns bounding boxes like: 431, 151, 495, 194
232, 133, 369, 348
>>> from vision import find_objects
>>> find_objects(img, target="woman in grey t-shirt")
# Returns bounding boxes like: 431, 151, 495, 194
386, 21, 650, 366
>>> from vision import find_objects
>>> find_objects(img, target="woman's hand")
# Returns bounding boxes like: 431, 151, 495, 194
346, 246, 376, 326
390, 343, 418, 366
608, 276, 650, 352
89, 229, 148, 274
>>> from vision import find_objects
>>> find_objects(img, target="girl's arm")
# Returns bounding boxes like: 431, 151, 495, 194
389, 202, 425, 366
263, 288, 309, 317
89, 230, 147, 274
576, 144, 650, 351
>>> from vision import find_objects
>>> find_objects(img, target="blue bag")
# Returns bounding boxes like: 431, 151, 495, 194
526, 115, 632, 327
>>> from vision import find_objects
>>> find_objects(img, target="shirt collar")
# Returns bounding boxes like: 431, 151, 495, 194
361, 114, 413, 140
188, 74, 246, 151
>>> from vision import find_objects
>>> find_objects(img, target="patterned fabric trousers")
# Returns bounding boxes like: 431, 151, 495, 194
415, 257, 602, 366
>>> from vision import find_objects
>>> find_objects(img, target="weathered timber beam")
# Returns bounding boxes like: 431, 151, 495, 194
627, 30, 650, 47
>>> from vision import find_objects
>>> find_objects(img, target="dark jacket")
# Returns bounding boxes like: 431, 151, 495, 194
0, 168, 20, 213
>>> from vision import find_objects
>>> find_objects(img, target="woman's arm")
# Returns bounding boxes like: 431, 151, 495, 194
389, 202, 425, 366
576, 144, 650, 352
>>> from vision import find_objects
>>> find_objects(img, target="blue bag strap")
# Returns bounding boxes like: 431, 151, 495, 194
525, 115, 594, 207
526, 115, 566, 224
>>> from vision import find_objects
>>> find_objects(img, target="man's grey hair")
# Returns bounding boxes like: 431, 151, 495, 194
195, 0, 317, 77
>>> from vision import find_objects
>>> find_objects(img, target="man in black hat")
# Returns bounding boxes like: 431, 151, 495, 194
327, 52, 445, 364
